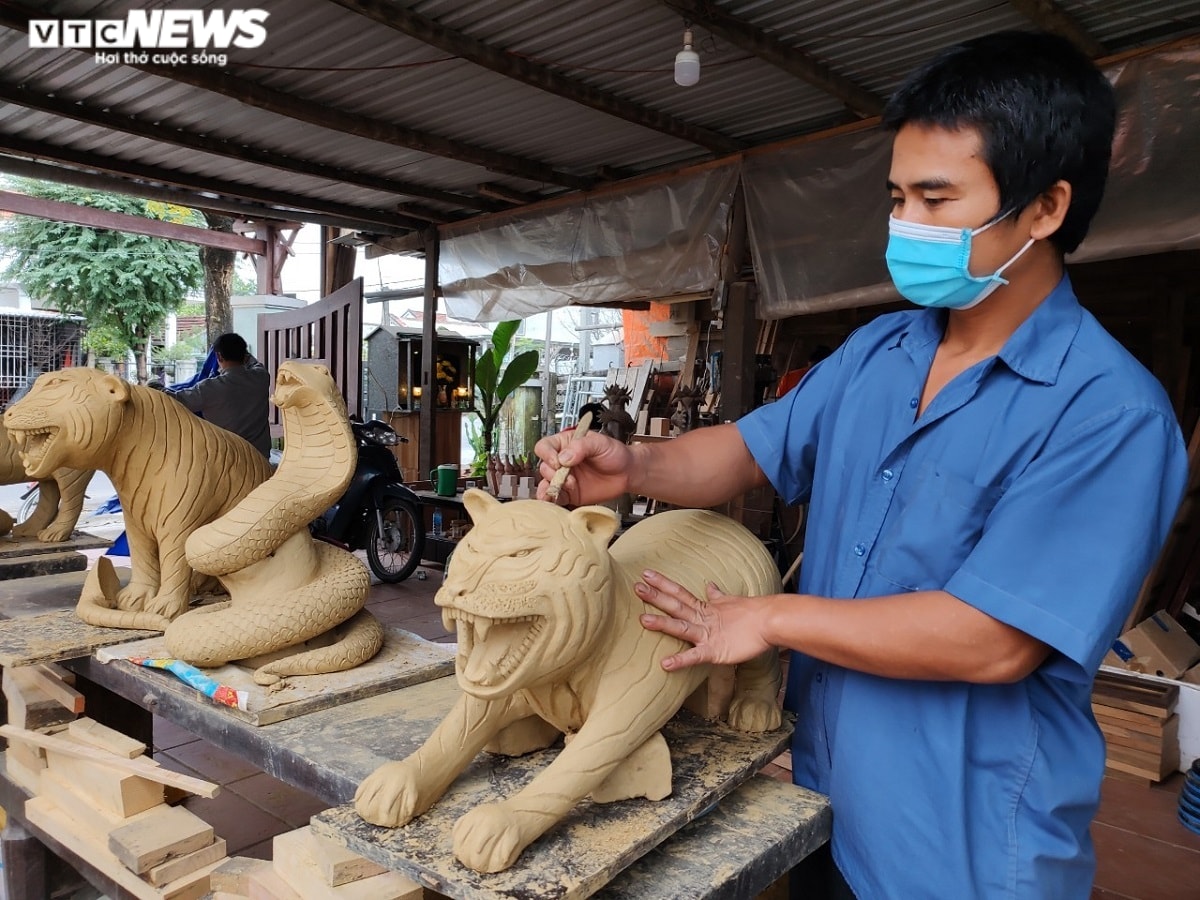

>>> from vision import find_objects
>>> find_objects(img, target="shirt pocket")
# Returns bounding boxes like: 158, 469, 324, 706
874, 460, 1004, 591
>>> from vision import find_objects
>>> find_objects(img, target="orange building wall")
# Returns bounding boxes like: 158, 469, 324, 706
621, 305, 672, 367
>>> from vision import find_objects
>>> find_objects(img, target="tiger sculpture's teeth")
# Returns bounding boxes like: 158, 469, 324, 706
442, 609, 546, 688
9, 426, 56, 472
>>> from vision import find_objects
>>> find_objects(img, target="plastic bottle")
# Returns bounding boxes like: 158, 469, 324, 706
432, 507, 443, 537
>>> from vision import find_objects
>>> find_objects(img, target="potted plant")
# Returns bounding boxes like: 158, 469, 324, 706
474, 320, 540, 458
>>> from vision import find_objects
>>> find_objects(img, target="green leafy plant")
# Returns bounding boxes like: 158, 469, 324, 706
474, 320, 540, 457
1, 178, 202, 383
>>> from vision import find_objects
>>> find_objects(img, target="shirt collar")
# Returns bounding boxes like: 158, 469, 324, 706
995, 274, 1081, 386
901, 274, 1081, 387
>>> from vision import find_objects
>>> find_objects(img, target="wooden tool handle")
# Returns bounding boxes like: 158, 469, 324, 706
545, 411, 593, 501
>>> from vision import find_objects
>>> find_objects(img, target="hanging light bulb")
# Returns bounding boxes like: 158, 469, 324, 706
674, 25, 700, 87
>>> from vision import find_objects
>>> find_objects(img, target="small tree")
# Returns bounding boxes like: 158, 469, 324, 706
473, 321, 540, 457
0, 179, 202, 383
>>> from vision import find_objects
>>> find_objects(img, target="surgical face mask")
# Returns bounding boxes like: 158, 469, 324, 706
885, 212, 1035, 310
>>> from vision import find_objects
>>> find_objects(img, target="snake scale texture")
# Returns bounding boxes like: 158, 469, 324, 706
164, 362, 384, 685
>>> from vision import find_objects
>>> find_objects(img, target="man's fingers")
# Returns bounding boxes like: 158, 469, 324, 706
660, 645, 710, 671
639, 612, 697, 642
634, 579, 693, 619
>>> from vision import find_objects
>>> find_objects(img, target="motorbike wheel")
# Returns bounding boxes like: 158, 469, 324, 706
17, 486, 39, 524
366, 498, 424, 583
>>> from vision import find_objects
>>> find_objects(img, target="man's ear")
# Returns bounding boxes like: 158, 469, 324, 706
1029, 180, 1072, 242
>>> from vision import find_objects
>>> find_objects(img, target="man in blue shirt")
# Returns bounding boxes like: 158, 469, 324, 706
536, 31, 1189, 899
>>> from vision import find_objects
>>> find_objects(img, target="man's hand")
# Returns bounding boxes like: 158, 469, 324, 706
534, 429, 637, 506
635, 570, 773, 670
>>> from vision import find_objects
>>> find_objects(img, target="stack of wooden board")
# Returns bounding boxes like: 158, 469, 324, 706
2, 664, 229, 900
1093, 670, 1180, 781
209, 825, 424, 899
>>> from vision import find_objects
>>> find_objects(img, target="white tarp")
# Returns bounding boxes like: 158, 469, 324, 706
439, 163, 739, 322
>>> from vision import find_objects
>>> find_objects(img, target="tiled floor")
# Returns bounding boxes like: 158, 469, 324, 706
125, 562, 1200, 896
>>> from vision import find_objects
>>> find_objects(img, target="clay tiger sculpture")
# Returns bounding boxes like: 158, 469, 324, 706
355, 489, 783, 874
3, 368, 273, 629
0, 418, 94, 543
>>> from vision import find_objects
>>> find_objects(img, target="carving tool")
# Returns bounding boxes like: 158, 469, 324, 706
545, 410, 593, 502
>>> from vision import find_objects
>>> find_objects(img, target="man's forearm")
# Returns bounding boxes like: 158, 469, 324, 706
762, 589, 1050, 684
628, 424, 767, 508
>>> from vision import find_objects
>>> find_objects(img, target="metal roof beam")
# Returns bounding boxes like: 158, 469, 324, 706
0, 81, 497, 217
136, 61, 592, 192
659, 0, 885, 118
0, 155, 413, 236
1008, 0, 1107, 58
0, 136, 419, 234
327, 0, 745, 156
476, 182, 544, 205
0, 4, 591, 192
0, 190, 268, 254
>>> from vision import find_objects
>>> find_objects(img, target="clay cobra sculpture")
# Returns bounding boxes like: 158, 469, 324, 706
165, 360, 382, 685
3, 368, 273, 629
355, 490, 783, 874
0, 417, 95, 542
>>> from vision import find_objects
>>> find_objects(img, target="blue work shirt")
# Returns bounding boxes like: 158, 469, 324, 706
737, 275, 1187, 900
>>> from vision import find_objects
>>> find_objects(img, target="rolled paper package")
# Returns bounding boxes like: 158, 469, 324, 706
129, 656, 248, 710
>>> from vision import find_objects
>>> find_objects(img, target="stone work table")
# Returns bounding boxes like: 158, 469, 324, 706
70, 658, 829, 899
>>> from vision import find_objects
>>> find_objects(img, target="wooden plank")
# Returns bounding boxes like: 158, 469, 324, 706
1094, 709, 1170, 736
302, 825, 388, 886
1094, 670, 1179, 700
310, 709, 794, 900
146, 838, 227, 887
273, 826, 421, 899
25, 796, 218, 900
1, 725, 219, 798
44, 748, 165, 818
1092, 703, 1171, 727
8, 663, 85, 713
211, 857, 272, 895
68, 716, 147, 759
108, 805, 214, 874
0, 609, 160, 668
4, 667, 78, 731
95, 626, 455, 726
1098, 714, 1178, 752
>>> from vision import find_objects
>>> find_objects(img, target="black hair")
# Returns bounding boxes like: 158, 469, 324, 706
213, 332, 249, 364
881, 30, 1116, 254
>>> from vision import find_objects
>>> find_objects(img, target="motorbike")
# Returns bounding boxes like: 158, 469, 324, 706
310, 418, 425, 583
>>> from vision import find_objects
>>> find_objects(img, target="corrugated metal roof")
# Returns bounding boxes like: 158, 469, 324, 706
0, 0, 1197, 233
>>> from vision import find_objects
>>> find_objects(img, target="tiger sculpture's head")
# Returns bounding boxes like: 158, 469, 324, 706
437, 489, 620, 701
4, 368, 132, 480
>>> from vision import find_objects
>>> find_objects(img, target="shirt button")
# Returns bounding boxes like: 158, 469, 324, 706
909, 397, 919, 409
815, 672, 823, 683
853, 543, 866, 557
881, 469, 894, 482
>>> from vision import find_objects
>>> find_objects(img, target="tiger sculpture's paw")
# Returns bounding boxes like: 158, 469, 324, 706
728, 695, 783, 733
37, 523, 73, 543
115, 582, 157, 612
452, 802, 525, 874
354, 760, 425, 828
143, 592, 188, 620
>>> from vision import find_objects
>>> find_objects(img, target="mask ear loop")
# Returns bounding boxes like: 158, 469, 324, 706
992, 236, 1036, 281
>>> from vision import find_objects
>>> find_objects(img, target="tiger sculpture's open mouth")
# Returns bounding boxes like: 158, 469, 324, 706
441, 607, 547, 696
6, 425, 59, 479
